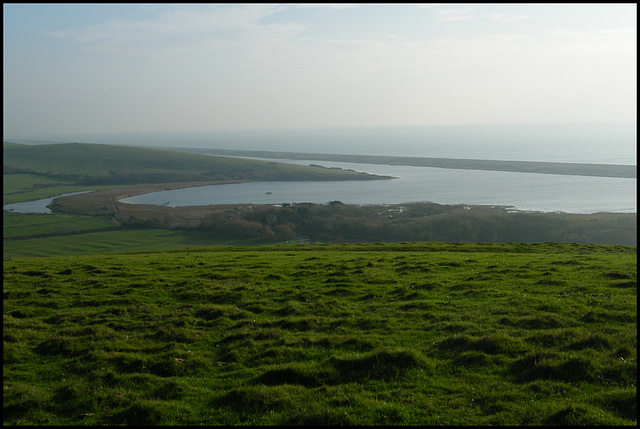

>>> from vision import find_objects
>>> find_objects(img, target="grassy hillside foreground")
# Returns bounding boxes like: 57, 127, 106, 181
3, 242, 636, 425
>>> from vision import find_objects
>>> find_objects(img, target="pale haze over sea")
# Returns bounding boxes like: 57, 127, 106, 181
35, 122, 636, 166
4, 4, 636, 167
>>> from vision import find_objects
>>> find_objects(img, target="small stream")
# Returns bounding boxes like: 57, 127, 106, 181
4, 191, 92, 214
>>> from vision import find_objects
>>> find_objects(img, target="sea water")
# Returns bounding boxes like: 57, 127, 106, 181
76, 122, 636, 165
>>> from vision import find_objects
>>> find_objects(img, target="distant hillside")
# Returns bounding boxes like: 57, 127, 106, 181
3, 142, 391, 185
177, 148, 637, 178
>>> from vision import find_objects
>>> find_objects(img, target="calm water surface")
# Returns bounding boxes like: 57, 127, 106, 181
4, 191, 92, 214
121, 159, 636, 214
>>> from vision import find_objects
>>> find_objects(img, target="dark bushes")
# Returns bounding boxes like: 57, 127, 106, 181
195, 202, 636, 245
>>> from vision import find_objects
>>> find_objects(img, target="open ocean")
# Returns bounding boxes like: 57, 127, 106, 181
72, 122, 636, 165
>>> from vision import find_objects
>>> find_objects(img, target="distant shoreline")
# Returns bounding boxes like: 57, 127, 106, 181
170, 148, 636, 179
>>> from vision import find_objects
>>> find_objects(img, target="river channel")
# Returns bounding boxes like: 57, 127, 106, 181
4, 191, 92, 214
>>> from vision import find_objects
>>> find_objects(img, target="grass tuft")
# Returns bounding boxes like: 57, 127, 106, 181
107, 401, 164, 426
566, 334, 612, 351
329, 348, 427, 381
254, 364, 334, 387
437, 334, 523, 356
34, 338, 74, 356
282, 410, 354, 426
545, 404, 618, 426
451, 350, 491, 368
595, 389, 637, 421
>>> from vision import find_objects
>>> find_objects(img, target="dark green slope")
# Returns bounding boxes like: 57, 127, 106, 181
3, 142, 390, 184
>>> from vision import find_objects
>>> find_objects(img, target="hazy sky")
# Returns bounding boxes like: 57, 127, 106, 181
3, 3, 637, 140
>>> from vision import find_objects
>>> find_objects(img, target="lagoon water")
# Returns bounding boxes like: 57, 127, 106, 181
121, 158, 636, 214
110, 123, 638, 214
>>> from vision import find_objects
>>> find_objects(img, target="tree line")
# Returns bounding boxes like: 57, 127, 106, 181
187, 202, 636, 246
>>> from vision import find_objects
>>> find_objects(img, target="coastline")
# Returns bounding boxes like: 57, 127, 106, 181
171, 148, 637, 179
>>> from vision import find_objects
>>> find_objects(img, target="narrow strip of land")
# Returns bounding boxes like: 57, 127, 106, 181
175, 148, 636, 179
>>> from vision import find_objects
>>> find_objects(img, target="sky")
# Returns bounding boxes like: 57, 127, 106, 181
3, 3, 637, 140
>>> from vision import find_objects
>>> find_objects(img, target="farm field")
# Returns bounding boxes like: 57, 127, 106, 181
3, 212, 115, 241
3, 174, 79, 205
3, 224, 279, 258
3, 242, 636, 425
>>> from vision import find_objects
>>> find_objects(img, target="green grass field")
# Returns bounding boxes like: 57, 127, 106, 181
3, 174, 74, 194
3, 212, 114, 240
3, 142, 389, 185
3, 174, 117, 205
3, 242, 636, 425
3, 226, 280, 258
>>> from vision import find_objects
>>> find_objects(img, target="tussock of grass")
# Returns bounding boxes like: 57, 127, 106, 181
566, 334, 613, 351
283, 410, 355, 426
328, 348, 428, 381
595, 389, 637, 421
2, 242, 636, 425
451, 351, 491, 368
544, 403, 625, 426
436, 334, 525, 356
107, 401, 165, 426
34, 338, 75, 356
254, 364, 334, 387
219, 385, 301, 413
